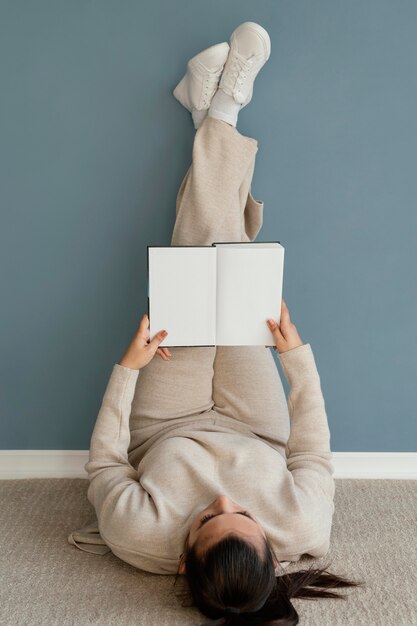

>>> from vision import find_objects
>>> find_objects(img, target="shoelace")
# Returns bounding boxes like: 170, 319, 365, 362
201, 67, 224, 108
221, 52, 255, 98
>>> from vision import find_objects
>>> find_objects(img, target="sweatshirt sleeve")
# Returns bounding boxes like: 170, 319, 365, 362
84, 363, 154, 544
278, 343, 335, 557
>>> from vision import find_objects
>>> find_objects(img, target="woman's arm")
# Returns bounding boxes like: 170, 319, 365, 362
84, 363, 141, 521
278, 342, 335, 556
84, 315, 169, 540
267, 301, 335, 557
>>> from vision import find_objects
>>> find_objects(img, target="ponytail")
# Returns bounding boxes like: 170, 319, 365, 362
174, 533, 363, 625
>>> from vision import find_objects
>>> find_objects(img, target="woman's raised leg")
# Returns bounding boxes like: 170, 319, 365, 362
187, 122, 290, 457
171, 116, 263, 246
128, 117, 263, 465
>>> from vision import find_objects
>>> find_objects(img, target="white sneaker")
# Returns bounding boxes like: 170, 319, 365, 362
219, 22, 271, 105
173, 42, 230, 128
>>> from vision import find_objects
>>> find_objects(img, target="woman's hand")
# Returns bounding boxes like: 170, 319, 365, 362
265, 298, 304, 354
119, 314, 171, 370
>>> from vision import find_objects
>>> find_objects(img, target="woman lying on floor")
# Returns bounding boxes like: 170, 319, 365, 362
69, 21, 362, 626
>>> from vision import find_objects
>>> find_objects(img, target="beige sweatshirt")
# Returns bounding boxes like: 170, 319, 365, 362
81, 343, 335, 575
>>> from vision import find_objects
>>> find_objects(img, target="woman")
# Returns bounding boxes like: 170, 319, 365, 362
69, 22, 361, 625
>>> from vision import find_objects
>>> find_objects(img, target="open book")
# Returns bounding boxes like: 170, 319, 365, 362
147, 241, 284, 347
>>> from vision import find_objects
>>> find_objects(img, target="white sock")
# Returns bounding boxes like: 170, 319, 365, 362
207, 88, 242, 127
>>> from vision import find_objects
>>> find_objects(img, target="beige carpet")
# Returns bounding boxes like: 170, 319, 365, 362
0, 479, 416, 626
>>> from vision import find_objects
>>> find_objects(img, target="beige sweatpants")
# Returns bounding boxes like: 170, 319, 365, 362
127, 116, 290, 467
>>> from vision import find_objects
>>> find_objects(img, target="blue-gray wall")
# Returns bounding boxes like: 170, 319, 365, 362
1, 1, 416, 452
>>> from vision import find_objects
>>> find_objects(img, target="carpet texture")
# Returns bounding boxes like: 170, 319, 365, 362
0, 479, 416, 625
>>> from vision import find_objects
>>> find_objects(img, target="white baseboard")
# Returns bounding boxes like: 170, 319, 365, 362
0, 450, 89, 479
0, 451, 416, 480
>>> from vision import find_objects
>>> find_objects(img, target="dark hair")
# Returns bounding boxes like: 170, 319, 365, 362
174, 532, 364, 625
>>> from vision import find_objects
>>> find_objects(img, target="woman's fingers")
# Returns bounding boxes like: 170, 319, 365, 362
266, 299, 305, 355
266, 298, 291, 350
267, 318, 284, 342
280, 298, 291, 327
135, 314, 149, 340
157, 347, 171, 360
135, 315, 172, 362
278, 299, 294, 341
148, 329, 168, 353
